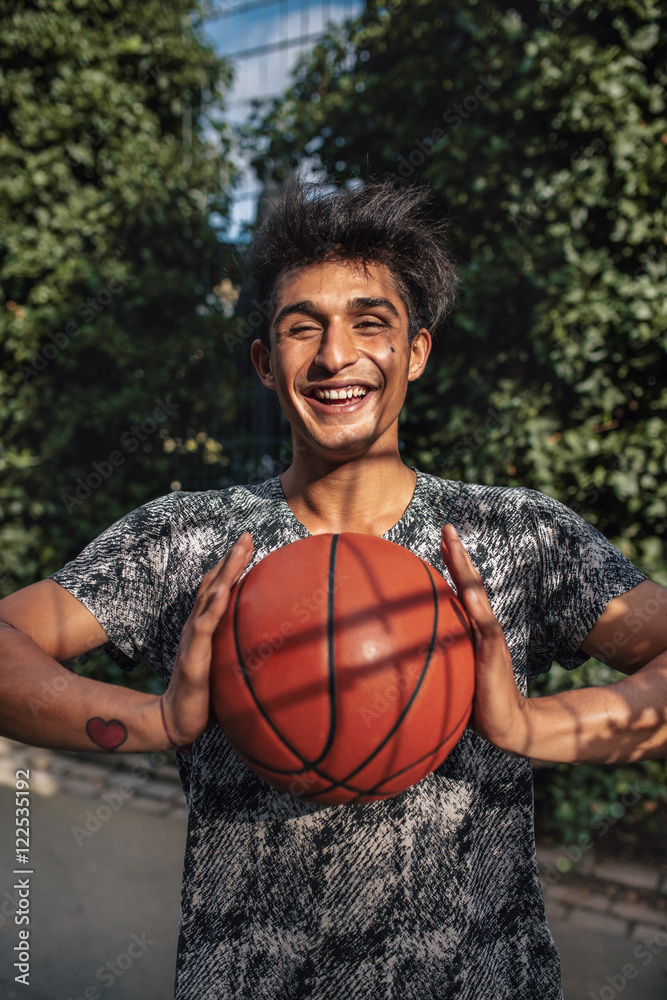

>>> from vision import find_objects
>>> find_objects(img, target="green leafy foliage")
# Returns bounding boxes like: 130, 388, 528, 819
249, 0, 667, 584
247, 0, 667, 843
533, 758, 667, 857
532, 660, 667, 849
0, 0, 238, 596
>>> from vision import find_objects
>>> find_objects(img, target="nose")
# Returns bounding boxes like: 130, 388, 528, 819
313, 320, 359, 373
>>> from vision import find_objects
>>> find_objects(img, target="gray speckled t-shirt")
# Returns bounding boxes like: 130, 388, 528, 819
51, 471, 646, 1000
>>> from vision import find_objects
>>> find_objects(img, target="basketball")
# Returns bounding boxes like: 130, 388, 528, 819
211, 533, 475, 805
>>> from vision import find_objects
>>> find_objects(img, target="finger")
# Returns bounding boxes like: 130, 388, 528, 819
166, 537, 254, 742
440, 526, 498, 635
441, 525, 484, 592
221, 532, 254, 585
202, 533, 253, 586
181, 536, 254, 664
208, 535, 254, 607
195, 534, 254, 610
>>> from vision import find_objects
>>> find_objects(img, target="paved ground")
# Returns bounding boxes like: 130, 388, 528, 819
1, 738, 666, 1000
0, 742, 186, 1000
541, 857, 667, 999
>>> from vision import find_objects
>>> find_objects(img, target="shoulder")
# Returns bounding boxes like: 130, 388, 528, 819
115, 477, 283, 537
419, 473, 642, 587
52, 479, 285, 578
414, 472, 608, 577
415, 470, 575, 532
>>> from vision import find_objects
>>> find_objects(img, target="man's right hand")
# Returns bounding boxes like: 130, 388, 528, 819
0, 532, 253, 754
159, 532, 254, 748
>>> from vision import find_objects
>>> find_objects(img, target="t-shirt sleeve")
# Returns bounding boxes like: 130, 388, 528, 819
524, 490, 648, 675
50, 497, 172, 673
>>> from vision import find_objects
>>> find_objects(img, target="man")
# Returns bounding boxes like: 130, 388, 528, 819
1, 181, 666, 999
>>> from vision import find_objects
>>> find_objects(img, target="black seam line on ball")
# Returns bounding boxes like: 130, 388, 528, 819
232, 538, 339, 772
318, 532, 339, 764
235, 688, 465, 795
316, 704, 473, 804
230, 546, 460, 800
234, 696, 472, 801
368, 700, 473, 792
273, 532, 340, 771
223, 733, 313, 776
297, 701, 471, 802
333, 557, 439, 785
246, 532, 340, 773
296, 558, 442, 799
233, 570, 307, 767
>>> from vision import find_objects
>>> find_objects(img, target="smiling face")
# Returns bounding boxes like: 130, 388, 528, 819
250, 259, 431, 467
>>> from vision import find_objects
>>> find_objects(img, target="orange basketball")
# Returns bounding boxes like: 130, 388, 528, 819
211, 533, 475, 805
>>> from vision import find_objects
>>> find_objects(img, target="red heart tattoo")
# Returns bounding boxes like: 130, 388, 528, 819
86, 717, 127, 751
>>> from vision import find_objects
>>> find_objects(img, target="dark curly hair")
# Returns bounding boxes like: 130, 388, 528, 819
242, 179, 459, 345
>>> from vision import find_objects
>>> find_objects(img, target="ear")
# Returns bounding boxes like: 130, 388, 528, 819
407, 329, 432, 382
251, 339, 276, 389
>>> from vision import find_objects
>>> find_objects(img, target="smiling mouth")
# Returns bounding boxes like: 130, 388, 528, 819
310, 385, 370, 405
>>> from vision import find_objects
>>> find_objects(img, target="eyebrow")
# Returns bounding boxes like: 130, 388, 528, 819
272, 296, 401, 329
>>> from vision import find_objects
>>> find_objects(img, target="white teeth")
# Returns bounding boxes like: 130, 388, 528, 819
314, 386, 369, 400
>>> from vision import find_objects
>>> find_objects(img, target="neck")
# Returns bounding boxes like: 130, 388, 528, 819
280, 447, 417, 536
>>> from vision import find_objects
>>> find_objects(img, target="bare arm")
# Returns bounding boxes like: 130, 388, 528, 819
0, 534, 253, 753
441, 524, 667, 763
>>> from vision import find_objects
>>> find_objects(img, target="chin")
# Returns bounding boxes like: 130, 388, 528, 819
316, 438, 379, 463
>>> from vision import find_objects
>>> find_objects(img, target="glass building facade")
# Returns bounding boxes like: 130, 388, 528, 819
177, 0, 363, 489
203, 0, 362, 238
